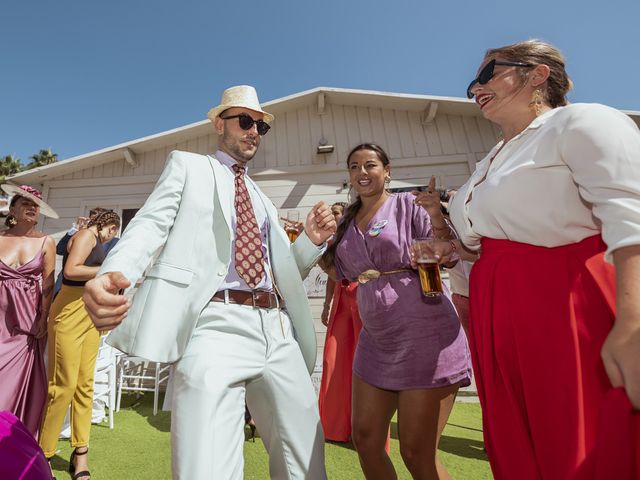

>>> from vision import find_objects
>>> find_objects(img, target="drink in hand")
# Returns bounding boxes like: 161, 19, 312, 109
286, 227, 299, 242
412, 238, 443, 296
417, 259, 443, 296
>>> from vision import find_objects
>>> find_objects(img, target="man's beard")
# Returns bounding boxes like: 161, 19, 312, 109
221, 132, 257, 162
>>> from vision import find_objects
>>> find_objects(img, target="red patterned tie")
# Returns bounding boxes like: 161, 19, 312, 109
232, 164, 265, 288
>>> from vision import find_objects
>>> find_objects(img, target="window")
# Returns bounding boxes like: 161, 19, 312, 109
121, 209, 139, 233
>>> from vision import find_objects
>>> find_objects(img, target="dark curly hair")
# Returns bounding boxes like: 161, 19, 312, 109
87, 210, 121, 231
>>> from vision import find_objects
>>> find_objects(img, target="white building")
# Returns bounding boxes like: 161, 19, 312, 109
11, 87, 640, 358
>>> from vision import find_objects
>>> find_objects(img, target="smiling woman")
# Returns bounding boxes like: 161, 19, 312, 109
320, 143, 471, 479
0, 184, 57, 438
447, 39, 640, 479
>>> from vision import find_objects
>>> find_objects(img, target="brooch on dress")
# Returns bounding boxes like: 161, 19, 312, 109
367, 220, 388, 237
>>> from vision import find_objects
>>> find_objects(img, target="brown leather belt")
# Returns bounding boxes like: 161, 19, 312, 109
210, 289, 282, 309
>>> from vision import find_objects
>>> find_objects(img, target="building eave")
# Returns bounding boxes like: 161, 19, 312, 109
9, 86, 640, 185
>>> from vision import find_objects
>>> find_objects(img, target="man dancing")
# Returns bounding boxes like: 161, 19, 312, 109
84, 85, 334, 479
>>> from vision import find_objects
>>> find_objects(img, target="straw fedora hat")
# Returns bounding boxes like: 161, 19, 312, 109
1, 184, 59, 219
207, 85, 274, 124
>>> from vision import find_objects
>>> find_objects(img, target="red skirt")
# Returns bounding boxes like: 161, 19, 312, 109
469, 235, 639, 480
319, 281, 362, 442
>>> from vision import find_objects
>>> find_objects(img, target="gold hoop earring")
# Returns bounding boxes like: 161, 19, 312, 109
385, 176, 391, 185
530, 89, 544, 116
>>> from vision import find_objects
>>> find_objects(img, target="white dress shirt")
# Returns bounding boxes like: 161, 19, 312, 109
215, 150, 274, 291
449, 103, 640, 262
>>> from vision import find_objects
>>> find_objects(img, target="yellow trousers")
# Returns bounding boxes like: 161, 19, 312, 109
39, 285, 100, 456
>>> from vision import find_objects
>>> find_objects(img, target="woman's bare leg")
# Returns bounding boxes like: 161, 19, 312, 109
397, 384, 459, 480
352, 374, 398, 480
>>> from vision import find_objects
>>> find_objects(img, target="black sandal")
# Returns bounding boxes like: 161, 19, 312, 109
68, 448, 91, 480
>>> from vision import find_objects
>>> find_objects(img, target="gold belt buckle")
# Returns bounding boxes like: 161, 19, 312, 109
357, 269, 382, 284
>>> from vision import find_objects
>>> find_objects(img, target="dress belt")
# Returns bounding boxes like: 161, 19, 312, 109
357, 268, 412, 284
211, 289, 282, 309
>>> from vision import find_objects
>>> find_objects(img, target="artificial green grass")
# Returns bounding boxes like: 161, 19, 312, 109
50, 395, 491, 479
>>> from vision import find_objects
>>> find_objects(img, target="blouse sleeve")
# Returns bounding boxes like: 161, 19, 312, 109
559, 104, 640, 262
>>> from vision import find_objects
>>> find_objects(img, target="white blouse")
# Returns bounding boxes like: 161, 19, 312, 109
449, 103, 640, 262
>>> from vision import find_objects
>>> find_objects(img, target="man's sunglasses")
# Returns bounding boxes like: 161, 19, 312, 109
220, 113, 271, 135
466, 59, 534, 99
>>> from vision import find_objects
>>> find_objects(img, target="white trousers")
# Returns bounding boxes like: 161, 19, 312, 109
171, 301, 327, 479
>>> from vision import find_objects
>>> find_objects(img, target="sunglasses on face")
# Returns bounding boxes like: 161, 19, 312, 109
466, 59, 534, 99
220, 113, 271, 135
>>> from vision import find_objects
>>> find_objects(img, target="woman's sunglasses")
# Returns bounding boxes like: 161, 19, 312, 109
220, 113, 271, 135
466, 59, 534, 99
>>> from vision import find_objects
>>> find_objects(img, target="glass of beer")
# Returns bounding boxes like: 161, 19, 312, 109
285, 211, 300, 242
412, 238, 443, 297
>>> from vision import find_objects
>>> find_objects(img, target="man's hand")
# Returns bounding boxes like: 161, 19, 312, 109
83, 272, 131, 332
76, 216, 90, 229
304, 201, 337, 246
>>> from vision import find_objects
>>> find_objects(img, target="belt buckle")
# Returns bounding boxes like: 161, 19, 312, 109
357, 269, 382, 284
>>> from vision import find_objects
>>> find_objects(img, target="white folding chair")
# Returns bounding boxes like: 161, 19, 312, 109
93, 337, 117, 429
116, 356, 171, 415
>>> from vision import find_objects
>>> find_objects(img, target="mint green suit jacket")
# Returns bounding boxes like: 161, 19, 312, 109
100, 151, 320, 373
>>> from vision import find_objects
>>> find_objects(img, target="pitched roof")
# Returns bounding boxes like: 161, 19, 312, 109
10, 86, 640, 184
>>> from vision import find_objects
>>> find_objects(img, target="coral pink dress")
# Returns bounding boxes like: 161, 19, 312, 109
318, 280, 362, 441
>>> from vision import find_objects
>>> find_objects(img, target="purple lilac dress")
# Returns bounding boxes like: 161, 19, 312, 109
334, 193, 471, 390
0, 251, 47, 437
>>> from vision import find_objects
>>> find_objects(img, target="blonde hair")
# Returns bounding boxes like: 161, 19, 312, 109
486, 39, 573, 108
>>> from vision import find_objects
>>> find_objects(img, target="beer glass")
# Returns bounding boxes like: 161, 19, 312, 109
285, 210, 300, 242
411, 238, 443, 297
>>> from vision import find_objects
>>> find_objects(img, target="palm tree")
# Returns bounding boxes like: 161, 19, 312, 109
25, 148, 58, 170
0, 154, 23, 183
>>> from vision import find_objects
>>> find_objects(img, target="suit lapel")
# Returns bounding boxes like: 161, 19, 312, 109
208, 155, 233, 232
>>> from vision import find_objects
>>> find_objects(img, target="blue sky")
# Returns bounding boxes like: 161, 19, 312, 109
2, 0, 639, 164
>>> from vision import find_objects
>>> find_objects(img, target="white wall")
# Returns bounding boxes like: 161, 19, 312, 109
40, 101, 499, 359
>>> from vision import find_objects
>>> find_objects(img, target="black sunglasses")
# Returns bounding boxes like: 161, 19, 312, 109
466, 59, 534, 99
220, 113, 271, 135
